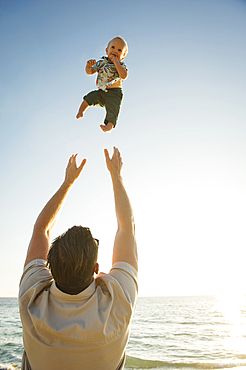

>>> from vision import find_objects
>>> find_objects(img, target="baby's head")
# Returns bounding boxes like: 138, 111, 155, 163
106, 36, 128, 61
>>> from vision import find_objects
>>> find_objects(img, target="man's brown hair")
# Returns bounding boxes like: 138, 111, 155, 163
47, 226, 98, 294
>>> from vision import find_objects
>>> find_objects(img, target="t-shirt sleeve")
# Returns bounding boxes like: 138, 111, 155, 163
19, 259, 53, 299
92, 60, 103, 72
120, 61, 128, 71
108, 262, 138, 308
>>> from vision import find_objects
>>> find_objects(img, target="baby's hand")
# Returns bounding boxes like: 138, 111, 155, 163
85, 59, 96, 75
86, 59, 96, 67
109, 55, 119, 65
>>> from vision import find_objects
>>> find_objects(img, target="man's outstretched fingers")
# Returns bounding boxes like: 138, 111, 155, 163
78, 158, 87, 171
104, 148, 109, 159
104, 148, 111, 171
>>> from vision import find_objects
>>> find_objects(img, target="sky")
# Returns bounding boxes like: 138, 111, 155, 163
0, 0, 246, 297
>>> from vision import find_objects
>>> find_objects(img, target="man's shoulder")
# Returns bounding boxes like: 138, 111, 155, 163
97, 262, 137, 283
110, 261, 137, 281
96, 262, 138, 306
19, 259, 53, 301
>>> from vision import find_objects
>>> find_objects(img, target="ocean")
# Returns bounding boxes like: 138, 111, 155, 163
1, 295, 246, 370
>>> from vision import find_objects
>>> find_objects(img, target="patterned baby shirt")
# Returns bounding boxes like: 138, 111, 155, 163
93, 57, 128, 91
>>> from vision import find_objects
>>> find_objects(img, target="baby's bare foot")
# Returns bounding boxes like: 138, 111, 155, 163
100, 122, 114, 132
76, 112, 84, 119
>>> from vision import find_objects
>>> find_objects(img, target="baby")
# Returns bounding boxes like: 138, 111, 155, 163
76, 36, 128, 132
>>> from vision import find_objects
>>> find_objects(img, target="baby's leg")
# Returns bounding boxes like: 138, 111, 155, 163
100, 122, 114, 132
76, 100, 89, 119
102, 89, 122, 132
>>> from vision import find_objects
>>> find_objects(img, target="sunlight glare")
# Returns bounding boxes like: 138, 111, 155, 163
216, 293, 246, 355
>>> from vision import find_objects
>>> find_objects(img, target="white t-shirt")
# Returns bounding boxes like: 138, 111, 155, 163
19, 259, 138, 370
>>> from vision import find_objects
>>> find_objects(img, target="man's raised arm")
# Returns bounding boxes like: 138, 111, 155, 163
24, 155, 86, 268
104, 147, 138, 271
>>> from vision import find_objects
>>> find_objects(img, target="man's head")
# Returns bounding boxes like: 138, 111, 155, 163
47, 226, 99, 295
106, 36, 128, 61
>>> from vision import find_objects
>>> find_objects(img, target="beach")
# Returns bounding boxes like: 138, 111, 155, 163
1, 296, 246, 369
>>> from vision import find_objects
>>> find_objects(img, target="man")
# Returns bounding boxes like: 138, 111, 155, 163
19, 147, 138, 370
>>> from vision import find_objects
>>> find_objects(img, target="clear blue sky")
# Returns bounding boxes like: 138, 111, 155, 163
1, 0, 246, 297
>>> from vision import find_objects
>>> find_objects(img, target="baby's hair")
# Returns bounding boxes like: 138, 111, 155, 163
107, 36, 128, 57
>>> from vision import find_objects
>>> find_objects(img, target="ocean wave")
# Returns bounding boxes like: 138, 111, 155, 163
125, 356, 246, 370
0, 366, 19, 370
1, 357, 246, 370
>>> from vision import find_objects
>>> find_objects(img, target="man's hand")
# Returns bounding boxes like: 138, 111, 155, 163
105, 147, 138, 271
24, 154, 86, 267
64, 154, 86, 186
104, 147, 123, 177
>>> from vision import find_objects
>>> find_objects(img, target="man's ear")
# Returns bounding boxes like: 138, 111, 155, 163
94, 263, 99, 274
105, 47, 108, 55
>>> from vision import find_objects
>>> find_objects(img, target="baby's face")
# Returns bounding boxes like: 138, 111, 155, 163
106, 38, 127, 61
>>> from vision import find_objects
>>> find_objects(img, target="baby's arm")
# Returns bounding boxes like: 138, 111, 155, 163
110, 56, 128, 80
85, 59, 96, 75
